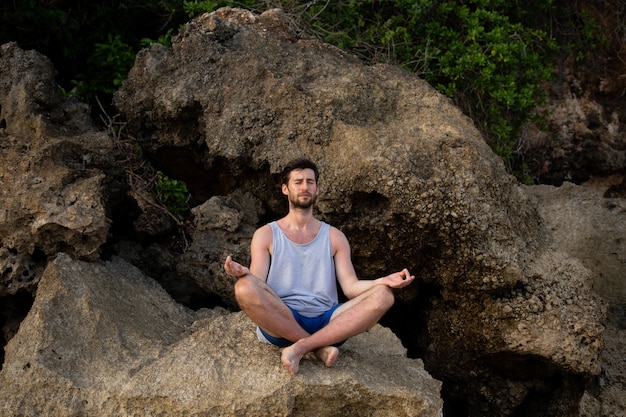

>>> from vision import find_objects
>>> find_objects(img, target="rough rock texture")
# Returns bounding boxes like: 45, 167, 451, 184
178, 190, 262, 306
0, 42, 118, 296
580, 325, 626, 417
529, 178, 626, 417
112, 8, 607, 415
0, 253, 443, 417
525, 88, 625, 185
530, 178, 626, 315
0, 6, 618, 417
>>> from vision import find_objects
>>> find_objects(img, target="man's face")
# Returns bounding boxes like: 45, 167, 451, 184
283, 168, 318, 209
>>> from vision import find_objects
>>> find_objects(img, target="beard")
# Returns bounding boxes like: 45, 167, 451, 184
289, 192, 317, 209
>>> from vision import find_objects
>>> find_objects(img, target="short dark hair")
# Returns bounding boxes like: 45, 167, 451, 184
281, 158, 319, 185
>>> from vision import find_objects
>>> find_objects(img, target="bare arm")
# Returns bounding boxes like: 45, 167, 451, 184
331, 227, 415, 299
224, 224, 272, 281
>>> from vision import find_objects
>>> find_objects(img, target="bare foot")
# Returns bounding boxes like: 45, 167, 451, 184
314, 346, 339, 367
281, 344, 305, 375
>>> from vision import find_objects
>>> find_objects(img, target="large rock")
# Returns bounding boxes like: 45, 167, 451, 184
177, 189, 262, 306
529, 178, 626, 417
0, 6, 614, 416
113, 8, 606, 415
530, 179, 626, 314
524, 86, 626, 185
0, 42, 118, 297
0, 253, 443, 416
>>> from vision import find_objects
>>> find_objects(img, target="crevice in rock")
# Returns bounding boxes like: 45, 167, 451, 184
380, 281, 437, 359
434, 351, 586, 417
150, 146, 223, 204
351, 190, 389, 212
0, 290, 34, 370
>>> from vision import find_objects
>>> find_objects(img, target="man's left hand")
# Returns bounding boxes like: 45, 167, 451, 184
384, 269, 415, 288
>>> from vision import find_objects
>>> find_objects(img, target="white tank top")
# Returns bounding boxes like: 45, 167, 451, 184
267, 221, 338, 317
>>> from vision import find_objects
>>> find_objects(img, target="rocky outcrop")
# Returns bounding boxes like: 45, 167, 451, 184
529, 179, 626, 417
525, 89, 626, 185
530, 178, 625, 316
177, 190, 262, 306
0, 6, 616, 417
113, 8, 606, 415
0, 42, 119, 297
0, 253, 443, 417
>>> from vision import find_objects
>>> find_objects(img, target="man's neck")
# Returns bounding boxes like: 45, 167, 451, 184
283, 208, 318, 230
278, 211, 321, 244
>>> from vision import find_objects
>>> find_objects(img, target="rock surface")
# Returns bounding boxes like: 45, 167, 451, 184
0, 6, 618, 417
529, 178, 626, 417
0, 42, 119, 296
0, 253, 443, 417
113, 8, 607, 415
523, 0, 626, 186
530, 178, 626, 315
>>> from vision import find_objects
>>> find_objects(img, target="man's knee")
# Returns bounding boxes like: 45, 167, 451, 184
234, 276, 260, 307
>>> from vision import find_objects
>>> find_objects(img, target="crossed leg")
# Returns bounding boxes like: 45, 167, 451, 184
234, 275, 339, 367
235, 275, 394, 375
280, 284, 394, 374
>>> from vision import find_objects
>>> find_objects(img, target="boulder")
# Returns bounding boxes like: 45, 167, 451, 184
0, 253, 443, 417
524, 89, 626, 185
113, 8, 606, 414
0, 5, 614, 415
530, 179, 626, 314
0, 42, 118, 296
177, 189, 262, 306
529, 178, 626, 417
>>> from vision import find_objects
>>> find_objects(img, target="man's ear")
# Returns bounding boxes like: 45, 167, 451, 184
282, 183, 289, 195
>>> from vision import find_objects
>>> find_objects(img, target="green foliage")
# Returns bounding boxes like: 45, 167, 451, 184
0, 0, 608, 183
558, 7, 610, 62
74, 34, 136, 99
141, 28, 178, 49
155, 172, 190, 221
249, 0, 558, 180
183, 1, 219, 17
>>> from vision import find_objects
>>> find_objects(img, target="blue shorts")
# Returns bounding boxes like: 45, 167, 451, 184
257, 304, 343, 347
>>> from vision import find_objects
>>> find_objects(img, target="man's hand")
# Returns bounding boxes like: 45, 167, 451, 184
224, 255, 250, 278
383, 269, 415, 288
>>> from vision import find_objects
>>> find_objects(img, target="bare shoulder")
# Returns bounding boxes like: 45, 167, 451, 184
249, 224, 273, 280
252, 223, 273, 247
329, 225, 350, 253
328, 225, 345, 238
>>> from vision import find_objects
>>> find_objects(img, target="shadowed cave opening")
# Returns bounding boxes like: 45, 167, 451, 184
0, 290, 34, 371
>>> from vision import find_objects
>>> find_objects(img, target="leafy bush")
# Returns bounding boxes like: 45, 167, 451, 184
237, 0, 559, 182
0, 0, 608, 183
0, 1, 191, 100
75, 34, 137, 99
183, 0, 219, 17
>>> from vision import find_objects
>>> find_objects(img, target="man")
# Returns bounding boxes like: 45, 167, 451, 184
224, 158, 414, 375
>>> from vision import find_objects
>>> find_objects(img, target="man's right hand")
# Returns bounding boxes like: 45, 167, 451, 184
224, 255, 250, 278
